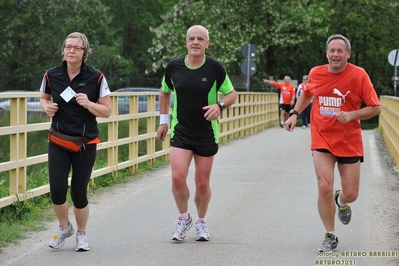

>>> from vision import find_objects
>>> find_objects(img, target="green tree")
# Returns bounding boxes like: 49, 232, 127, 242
147, 0, 331, 87
100, 0, 176, 86
148, 0, 399, 93
1, 0, 398, 94
0, 0, 129, 90
324, 0, 399, 95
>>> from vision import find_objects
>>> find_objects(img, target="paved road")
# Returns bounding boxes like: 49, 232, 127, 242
1, 127, 399, 266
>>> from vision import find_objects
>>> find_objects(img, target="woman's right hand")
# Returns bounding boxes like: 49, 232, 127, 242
45, 103, 58, 117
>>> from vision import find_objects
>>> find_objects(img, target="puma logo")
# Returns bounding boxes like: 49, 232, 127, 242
333, 88, 350, 102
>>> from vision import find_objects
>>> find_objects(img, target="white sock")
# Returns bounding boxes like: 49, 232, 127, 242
327, 231, 335, 237
179, 212, 189, 220
196, 217, 206, 223
337, 196, 346, 207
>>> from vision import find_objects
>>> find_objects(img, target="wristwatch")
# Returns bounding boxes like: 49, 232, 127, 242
217, 101, 226, 111
289, 109, 299, 117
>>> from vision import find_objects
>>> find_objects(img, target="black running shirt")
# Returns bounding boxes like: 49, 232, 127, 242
162, 55, 234, 144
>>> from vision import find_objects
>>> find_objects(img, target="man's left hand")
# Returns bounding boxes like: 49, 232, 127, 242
203, 104, 221, 121
335, 111, 352, 124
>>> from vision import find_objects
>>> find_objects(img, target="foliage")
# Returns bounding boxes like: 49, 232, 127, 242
0, 0, 129, 89
1, 0, 398, 93
148, 0, 399, 91
147, 0, 331, 79
98, 0, 176, 83
0, 197, 52, 247
325, 0, 399, 95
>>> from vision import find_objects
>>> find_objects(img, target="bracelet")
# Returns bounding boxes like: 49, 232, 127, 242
289, 109, 299, 117
160, 114, 168, 124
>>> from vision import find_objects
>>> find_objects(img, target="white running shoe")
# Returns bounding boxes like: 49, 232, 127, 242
171, 214, 192, 241
195, 221, 210, 241
75, 231, 91, 251
317, 233, 338, 252
49, 222, 75, 249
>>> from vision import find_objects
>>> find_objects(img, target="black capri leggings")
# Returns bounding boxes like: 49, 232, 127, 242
48, 142, 97, 209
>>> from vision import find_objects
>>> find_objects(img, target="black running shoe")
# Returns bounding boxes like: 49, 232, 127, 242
335, 189, 352, 225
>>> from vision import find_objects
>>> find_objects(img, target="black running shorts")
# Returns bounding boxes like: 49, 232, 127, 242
171, 134, 218, 157
315, 148, 364, 164
279, 104, 291, 113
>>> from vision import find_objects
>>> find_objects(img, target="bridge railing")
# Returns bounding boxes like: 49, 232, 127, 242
0, 92, 279, 208
379, 96, 399, 168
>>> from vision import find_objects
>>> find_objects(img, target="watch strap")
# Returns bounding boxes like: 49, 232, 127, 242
289, 109, 299, 117
217, 101, 225, 111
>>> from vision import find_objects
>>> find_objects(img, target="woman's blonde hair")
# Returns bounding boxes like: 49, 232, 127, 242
62, 32, 92, 62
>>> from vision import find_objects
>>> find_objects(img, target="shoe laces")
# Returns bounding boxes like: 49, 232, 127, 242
320, 237, 333, 249
53, 224, 69, 239
324, 234, 336, 243
195, 221, 208, 232
76, 231, 88, 242
174, 218, 188, 233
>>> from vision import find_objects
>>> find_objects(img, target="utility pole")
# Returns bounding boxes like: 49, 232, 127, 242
240, 44, 257, 91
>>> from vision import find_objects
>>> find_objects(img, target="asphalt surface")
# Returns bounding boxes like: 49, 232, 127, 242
1, 127, 399, 266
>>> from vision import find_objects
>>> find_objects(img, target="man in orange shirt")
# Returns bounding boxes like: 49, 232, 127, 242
285, 34, 380, 252
263, 76, 295, 127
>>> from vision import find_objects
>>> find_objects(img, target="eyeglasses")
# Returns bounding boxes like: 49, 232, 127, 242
64, 45, 84, 51
327, 49, 346, 54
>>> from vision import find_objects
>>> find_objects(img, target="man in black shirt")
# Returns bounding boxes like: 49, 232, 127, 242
157, 25, 236, 242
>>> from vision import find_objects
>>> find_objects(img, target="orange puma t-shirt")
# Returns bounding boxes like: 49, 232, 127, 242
271, 82, 295, 105
302, 63, 380, 157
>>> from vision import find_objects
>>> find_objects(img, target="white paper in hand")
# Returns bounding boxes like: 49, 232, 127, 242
60, 86, 76, 103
